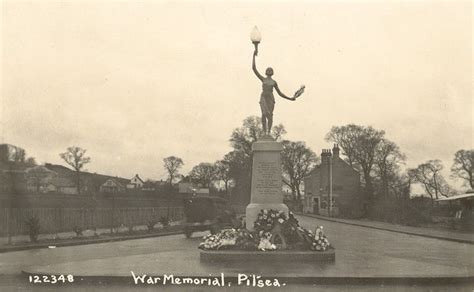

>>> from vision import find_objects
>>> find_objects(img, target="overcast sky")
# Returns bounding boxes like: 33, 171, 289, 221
1, 1, 472, 190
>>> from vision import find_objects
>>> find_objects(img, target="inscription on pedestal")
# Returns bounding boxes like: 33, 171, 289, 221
254, 161, 281, 198
247, 139, 287, 230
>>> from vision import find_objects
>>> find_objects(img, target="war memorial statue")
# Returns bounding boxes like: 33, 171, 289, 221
199, 27, 334, 263
250, 26, 305, 136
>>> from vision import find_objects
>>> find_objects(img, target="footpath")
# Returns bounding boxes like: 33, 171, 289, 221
298, 213, 474, 244
0, 224, 183, 253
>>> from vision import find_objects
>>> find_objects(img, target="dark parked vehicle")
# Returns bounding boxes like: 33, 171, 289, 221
183, 196, 236, 238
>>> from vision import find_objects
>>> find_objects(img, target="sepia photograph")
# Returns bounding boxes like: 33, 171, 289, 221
0, 0, 472, 291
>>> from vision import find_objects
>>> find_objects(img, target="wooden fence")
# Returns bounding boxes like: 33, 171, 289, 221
0, 207, 184, 236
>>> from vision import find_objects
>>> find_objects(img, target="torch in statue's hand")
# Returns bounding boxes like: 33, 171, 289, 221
293, 85, 305, 100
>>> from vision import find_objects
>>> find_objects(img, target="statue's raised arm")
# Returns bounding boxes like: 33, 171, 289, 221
252, 51, 264, 81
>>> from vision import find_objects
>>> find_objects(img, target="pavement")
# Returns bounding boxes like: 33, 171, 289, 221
0, 223, 183, 253
297, 213, 474, 244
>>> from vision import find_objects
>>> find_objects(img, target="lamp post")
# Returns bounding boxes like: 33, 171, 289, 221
250, 26, 262, 56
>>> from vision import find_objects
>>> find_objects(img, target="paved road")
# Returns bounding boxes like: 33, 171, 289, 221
0, 215, 473, 291
296, 216, 474, 277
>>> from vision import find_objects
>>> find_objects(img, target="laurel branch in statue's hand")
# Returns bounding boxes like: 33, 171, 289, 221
294, 85, 305, 100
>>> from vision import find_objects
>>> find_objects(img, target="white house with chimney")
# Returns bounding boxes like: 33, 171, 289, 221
127, 174, 144, 189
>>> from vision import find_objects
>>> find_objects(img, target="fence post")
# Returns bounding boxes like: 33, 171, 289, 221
6, 207, 11, 245
59, 208, 63, 233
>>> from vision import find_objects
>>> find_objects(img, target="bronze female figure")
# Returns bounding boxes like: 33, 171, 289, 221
252, 49, 304, 136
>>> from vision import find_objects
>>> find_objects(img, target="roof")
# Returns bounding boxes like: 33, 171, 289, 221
44, 163, 75, 176
131, 174, 144, 183
436, 193, 474, 201
26, 165, 57, 175
101, 178, 126, 188
44, 163, 129, 186
305, 156, 359, 179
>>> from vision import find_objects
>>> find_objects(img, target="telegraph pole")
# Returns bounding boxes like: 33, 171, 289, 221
328, 150, 333, 217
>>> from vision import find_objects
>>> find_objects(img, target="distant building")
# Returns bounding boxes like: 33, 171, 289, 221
44, 177, 79, 194
43, 163, 129, 194
127, 174, 144, 189
100, 178, 126, 193
25, 165, 58, 193
303, 144, 362, 217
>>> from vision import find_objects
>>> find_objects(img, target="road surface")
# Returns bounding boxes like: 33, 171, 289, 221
0, 215, 472, 291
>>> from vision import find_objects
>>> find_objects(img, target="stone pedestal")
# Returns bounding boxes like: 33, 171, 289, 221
245, 136, 289, 231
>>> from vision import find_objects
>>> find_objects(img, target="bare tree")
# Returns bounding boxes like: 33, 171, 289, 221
214, 157, 232, 195
25, 157, 37, 166
59, 146, 91, 194
451, 149, 474, 189
189, 162, 216, 188
230, 116, 286, 157
163, 156, 184, 186
281, 140, 318, 201
374, 139, 406, 197
325, 124, 362, 167
408, 160, 452, 203
326, 124, 384, 198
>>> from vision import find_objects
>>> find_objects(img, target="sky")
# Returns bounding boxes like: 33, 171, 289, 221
1, 1, 472, 190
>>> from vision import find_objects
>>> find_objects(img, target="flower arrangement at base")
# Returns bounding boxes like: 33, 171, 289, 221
198, 229, 240, 250
257, 232, 276, 251
199, 209, 333, 252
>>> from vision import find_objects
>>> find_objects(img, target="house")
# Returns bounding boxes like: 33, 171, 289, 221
2, 150, 140, 195
25, 165, 58, 193
44, 177, 78, 194
43, 163, 130, 194
303, 144, 362, 217
127, 174, 144, 189
100, 178, 126, 193
25, 164, 82, 194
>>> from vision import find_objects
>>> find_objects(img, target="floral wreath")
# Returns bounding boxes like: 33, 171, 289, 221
199, 209, 331, 252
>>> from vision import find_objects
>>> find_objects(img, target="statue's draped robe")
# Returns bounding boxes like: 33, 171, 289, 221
260, 79, 275, 118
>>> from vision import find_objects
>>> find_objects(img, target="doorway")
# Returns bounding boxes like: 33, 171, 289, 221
313, 198, 319, 214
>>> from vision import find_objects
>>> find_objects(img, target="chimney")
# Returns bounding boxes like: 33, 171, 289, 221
320, 149, 332, 166
332, 144, 340, 158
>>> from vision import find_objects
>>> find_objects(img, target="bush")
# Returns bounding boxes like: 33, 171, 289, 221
368, 197, 432, 226
73, 226, 83, 237
127, 223, 135, 234
146, 219, 158, 233
25, 216, 41, 243
159, 216, 170, 228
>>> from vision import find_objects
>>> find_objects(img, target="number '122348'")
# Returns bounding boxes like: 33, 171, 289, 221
29, 274, 74, 284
